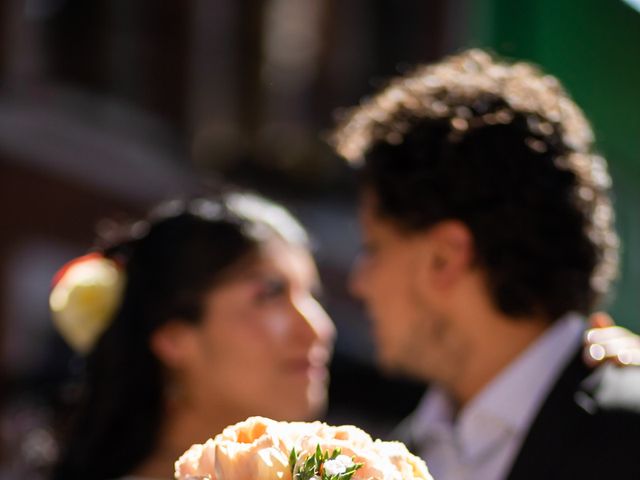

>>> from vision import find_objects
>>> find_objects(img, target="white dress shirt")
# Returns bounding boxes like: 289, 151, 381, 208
410, 313, 586, 480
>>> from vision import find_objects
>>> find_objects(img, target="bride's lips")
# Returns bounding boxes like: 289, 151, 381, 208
282, 354, 330, 379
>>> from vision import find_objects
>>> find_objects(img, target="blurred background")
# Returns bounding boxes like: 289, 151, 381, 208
1, 0, 639, 477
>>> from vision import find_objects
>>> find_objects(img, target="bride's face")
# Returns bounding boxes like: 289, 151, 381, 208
179, 240, 335, 423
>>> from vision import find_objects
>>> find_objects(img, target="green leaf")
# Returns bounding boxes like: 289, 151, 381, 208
291, 444, 363, 480
289, 447, 298, 475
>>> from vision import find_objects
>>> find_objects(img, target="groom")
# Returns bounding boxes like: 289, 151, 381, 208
332, 49, 640, 479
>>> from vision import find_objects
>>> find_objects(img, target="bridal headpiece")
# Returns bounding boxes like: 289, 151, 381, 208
49, 252, 125, 354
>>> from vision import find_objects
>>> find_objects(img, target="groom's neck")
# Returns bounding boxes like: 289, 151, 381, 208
444, 312, 550, 410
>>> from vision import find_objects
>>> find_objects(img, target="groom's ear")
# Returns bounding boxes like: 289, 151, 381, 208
415, 220, 474, 291
150, 320, 197, 368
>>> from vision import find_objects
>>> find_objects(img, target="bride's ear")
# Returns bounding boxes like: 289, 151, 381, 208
150, 320, 197, 368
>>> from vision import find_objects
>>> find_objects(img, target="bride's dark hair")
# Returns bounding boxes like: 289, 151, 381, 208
52, 192, 308, 480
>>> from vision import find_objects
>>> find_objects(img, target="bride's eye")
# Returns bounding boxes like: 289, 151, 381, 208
255, 277, 287, 303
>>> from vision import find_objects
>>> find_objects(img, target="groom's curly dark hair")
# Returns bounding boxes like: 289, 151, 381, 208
333, 49, 618, 321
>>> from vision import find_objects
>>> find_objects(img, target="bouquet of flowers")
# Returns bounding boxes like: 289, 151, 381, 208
175, 416, 433, 480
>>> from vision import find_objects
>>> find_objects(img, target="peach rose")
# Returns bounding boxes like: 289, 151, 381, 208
370, 441, 433, 480
292, 423, 374, 461
175, 417, 292, 480
174, 439, 216, 479
317, 424, 374, 448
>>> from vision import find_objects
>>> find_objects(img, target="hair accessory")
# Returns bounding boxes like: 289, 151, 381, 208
49, 253, 125, 354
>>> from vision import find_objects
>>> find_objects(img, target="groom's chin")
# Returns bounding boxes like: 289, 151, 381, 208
375, 351, 428, 384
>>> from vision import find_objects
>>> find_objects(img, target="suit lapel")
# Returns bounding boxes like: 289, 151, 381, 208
505, 349, 593, 480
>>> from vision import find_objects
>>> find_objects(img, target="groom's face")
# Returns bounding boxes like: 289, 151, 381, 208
350, 192, 468, 383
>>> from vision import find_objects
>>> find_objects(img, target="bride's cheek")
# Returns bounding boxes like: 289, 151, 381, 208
260, 312, 293, 341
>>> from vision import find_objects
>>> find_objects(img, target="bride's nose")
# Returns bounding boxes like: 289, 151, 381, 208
290, 294, 336, 346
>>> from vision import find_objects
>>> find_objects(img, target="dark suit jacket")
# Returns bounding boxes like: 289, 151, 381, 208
394, 348, 640, 479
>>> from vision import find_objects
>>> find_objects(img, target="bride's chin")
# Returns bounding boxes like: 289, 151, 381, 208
305, 383, 329, 418
273, 388, 328, 422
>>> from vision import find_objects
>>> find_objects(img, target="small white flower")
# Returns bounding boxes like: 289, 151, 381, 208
323, 456, 354, 476
335, 455, 354, 468
323, 460, 346, 476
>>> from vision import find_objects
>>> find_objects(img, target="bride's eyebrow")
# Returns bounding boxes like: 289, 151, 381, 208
236, 272, 287, 289
215, 271, 270, 291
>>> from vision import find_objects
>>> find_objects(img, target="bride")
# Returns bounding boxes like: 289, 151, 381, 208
51, 192, 335, 480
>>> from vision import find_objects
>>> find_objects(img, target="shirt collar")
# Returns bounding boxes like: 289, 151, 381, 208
412, 312, 586, 461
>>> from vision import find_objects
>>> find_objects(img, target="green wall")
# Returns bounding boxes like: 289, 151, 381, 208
465, 0, 640, 328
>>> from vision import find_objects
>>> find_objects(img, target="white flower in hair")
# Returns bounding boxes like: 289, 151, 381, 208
49, 253, 125, 353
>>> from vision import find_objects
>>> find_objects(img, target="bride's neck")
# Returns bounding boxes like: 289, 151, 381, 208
132, 401, 233, 479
